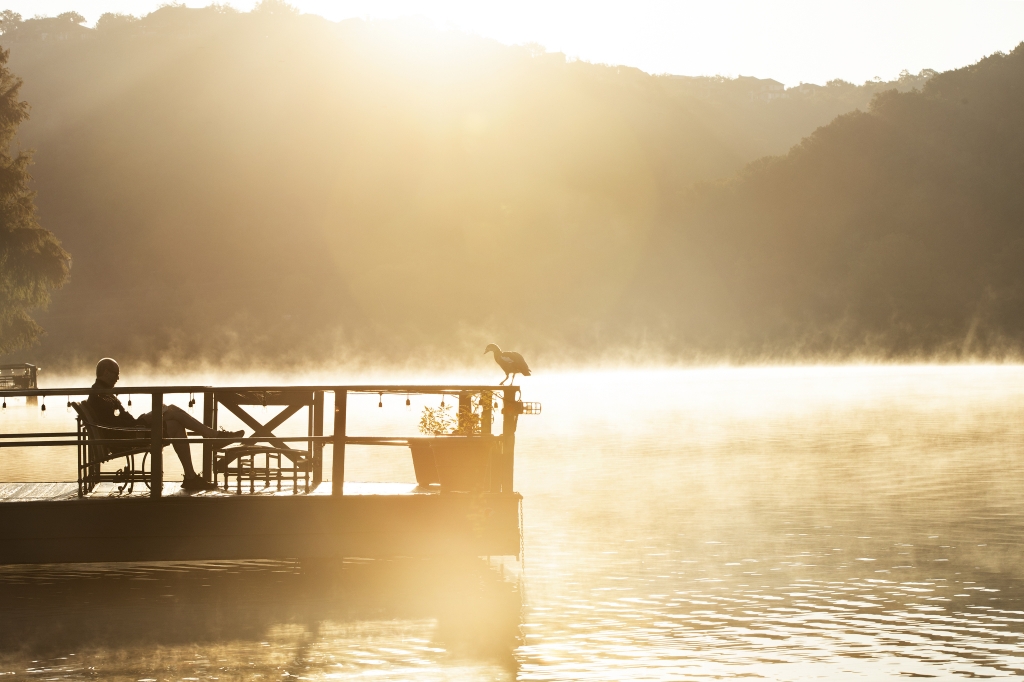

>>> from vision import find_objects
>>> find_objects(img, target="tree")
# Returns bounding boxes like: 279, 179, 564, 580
0, 10, 21, 35
96, 12, 139, 32
0, 48, 70, 355
56, 11, 86, 25
253, 0, 299, 16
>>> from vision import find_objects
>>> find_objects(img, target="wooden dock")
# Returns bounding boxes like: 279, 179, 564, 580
0, 384, 527, 565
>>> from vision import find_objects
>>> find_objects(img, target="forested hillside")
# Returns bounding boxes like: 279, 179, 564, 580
1, 3, 1007, 366
630, 44, 1024, 358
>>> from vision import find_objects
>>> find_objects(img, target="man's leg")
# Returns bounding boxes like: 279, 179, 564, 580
142, 405, 240, 440
161, 404, 219, 437
164, 418, 199, 479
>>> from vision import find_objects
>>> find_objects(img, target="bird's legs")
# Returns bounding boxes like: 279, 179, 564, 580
499, 373, 509, 385
510, 373, 518, 385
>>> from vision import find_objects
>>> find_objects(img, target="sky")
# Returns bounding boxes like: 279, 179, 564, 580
5, 0, 1024, 86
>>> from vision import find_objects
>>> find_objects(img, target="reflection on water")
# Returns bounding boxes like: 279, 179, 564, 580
514, 366, 1024, 680
0, 558, 522, 680
4, 365, 1024, 679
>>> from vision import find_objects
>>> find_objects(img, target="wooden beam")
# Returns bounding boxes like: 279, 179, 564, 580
150, 391, 163, 499
458, 390, 472, 434
312, 390, 324, 486
482, 390, 493, 436
502, 387, 517, 493
202, 391, 214, 480
0, 385, 514, 399
332, 390, 347, 496
218, 399, 304, 451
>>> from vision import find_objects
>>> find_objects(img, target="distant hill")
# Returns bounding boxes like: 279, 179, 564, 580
0, 4, 961, 365
632, 43, 1024, 359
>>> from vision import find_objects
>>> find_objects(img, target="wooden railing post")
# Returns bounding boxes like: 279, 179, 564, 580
458, 390, 472, 433
501, 387, 517, 493
312, 390, 324, 486
202, 390, 214, 481
481, 390, 493, 436
481, 390, 497, 492
151, 391, 163, 498
332, 389, 347, 496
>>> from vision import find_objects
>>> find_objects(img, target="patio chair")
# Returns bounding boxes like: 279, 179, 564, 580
71, 401, 154, 496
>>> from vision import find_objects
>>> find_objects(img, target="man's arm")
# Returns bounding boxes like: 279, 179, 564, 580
87, 392, 140, 427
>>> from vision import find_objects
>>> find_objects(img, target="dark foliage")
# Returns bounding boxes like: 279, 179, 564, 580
0, 46, 69, 354
636, 44, 1024, 358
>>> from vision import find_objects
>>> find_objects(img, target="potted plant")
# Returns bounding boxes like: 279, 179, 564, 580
409, 397, 495, 492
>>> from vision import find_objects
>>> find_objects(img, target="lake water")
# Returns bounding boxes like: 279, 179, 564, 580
3, 365, 1024, 680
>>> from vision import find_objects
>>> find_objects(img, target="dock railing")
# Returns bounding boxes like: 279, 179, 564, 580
0, 385, 525, 498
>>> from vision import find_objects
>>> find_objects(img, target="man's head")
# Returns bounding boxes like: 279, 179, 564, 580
95, 358, 120, 387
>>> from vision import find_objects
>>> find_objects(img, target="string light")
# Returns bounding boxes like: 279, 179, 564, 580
40, 396, 46, 412
189, 393, 196, 409
378, 392, 383, 408
2, 398, 6, 409
127, 394, 132, 407
66, 396, 71, 411
405, 395, 411, 407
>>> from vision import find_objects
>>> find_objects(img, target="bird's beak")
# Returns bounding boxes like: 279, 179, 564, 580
482, 350, 488, 355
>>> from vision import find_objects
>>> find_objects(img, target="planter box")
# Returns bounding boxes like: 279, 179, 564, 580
408, 438, 496, 492
409, 439, 441, 487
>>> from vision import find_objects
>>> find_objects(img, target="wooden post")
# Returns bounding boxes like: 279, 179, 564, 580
458, 390, 472, 433
151, 391, 163, 498
202, 391, 214, 481
312, 390, 324, 486
481, 391, 496, 493
481, 390, 493, 436
501, 387, 517, 493
332, 389, 347, 496
26, 365, 37, 405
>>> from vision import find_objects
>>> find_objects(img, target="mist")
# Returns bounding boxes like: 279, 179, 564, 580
1, 5, 995, 370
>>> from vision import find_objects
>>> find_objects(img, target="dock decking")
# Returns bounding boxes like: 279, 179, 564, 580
0, 481, 436, 502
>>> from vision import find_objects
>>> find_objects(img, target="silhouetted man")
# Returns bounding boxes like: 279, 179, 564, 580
87, 358, 242, 492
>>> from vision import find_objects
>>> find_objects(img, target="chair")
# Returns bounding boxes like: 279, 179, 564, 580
72, 401, 154, 496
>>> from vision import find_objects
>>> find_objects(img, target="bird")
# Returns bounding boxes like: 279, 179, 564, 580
484, 344, 532, 385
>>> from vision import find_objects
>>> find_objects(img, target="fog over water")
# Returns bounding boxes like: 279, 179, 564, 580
3, 365, 1024, 679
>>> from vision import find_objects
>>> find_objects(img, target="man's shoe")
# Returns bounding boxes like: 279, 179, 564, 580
182, 476, 218, 492
216, 429, 244, 445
